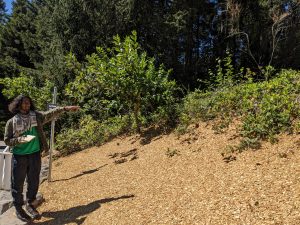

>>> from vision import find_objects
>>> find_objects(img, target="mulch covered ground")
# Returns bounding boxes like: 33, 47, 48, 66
33, 122, 300, 225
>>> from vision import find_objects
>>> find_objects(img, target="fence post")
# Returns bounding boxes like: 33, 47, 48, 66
0, 146, 12, 190
48, 87, 57, 182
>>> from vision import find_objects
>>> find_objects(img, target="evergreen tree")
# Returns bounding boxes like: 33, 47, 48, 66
0, 0, 299, 94
0, 0, 6, 24
0, 0, 42, 79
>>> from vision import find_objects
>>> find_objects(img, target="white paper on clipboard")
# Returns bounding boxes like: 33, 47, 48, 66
20, 135, 35, 143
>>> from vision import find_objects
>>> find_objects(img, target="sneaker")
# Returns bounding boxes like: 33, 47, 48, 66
15, 206, 32, 222
25, 203, 42, 220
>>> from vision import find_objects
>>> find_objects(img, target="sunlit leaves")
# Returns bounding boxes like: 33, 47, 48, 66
66, 31, 177, 129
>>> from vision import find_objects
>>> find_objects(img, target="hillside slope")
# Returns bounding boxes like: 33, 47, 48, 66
36, 122, 300, 225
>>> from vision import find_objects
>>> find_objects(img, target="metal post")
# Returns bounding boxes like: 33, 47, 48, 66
48, 87, 57, 182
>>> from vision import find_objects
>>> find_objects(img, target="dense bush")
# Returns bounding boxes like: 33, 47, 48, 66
179, 69, 300, 147
56, 115, 131, 156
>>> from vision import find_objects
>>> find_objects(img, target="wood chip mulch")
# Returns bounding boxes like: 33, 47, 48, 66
33, 122, 300, 225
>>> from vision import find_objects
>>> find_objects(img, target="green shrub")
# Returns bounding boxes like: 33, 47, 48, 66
179, 69, 300, 150
56, 115, 131, 156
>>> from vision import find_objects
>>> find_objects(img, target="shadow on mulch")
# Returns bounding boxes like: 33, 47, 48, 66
33, 195, 135, 225
51, 164, 108, 182
139, 126, 174, 145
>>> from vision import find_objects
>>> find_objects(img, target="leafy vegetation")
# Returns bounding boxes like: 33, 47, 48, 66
56, 115, 131, 155
179, 69, 300, 150
0, 73, 53, 109
65, 31, 178, 132
1, 1, 300, 155
54, 32, 178, 154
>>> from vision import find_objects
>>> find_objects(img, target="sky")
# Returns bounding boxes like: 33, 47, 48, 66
4, 0, 13, 14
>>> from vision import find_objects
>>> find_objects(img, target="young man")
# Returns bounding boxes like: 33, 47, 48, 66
4, 95, 80, 222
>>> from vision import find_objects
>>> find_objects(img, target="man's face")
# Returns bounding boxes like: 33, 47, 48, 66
20, 98, 31, 113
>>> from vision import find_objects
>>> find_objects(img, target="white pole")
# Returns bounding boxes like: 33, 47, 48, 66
0, 147, 12, 190
48, 87, 57, 182
2, 152, 12, 190
0, 152, 4, 189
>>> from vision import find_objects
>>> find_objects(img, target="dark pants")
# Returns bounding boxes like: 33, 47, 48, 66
11, 151, 41, 207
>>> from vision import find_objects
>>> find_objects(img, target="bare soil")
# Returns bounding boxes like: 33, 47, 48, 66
34, 122, 300, 225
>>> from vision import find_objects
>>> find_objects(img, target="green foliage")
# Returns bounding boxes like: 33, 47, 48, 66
0, 0, 41, 72
179, 69, 300, 149
66, 31, 178, 131
207, 52, 255, 89
0, 0, 299, 156
56, 115, 131, 156
56, 115, 103, 156
261, 65, 276, 81
0, 0, 7, 24
208, 52, 235, 88
0, 73, 53, 109
236, 137, 261, 151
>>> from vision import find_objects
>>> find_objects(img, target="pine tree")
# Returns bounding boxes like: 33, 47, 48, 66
0, 0, 6, 24
0, 0, 42, 79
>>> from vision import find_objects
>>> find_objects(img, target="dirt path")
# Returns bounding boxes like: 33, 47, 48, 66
34, 122, 300, 225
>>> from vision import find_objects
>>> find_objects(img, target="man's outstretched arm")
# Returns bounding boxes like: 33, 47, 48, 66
40, 106, 80, 125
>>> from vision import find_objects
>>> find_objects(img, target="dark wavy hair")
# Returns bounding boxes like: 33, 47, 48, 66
8, 95, 36, 114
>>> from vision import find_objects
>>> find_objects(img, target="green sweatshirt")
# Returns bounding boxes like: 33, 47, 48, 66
12, 127, 41, 155
4, 107, 66, 154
